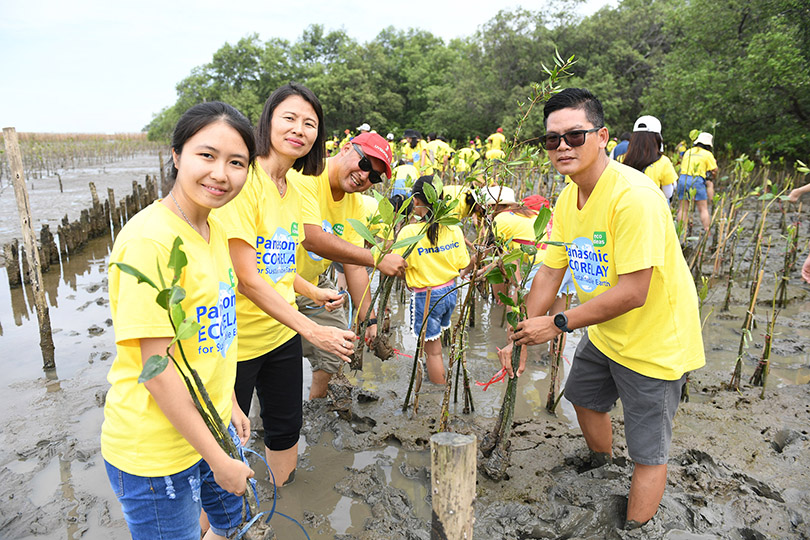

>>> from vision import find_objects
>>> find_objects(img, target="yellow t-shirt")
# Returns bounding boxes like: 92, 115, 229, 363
212, 163, 303, 360
102, 201, 237, 476
394, 223, 470, 289
425, 139, 453, 174
487, 132, 506, 151
441, 185, 472, 219
544, 160, 705, 380
493, 211, 545, 265
643, 155, 678, 188
402, 140, 428, 167
485, 148, 506, 161
453, 147, 480, 173
289, 162, 365, 284
679, 147, 717, 178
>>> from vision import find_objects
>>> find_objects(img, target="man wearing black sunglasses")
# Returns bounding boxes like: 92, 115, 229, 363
290, 132, 407, 398
497, 88, 704, 530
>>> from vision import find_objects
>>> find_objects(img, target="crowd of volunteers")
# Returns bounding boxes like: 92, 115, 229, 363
101, 82, 808, 538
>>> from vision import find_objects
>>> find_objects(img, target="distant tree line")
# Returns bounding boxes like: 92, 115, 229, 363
146, 0, 810, 157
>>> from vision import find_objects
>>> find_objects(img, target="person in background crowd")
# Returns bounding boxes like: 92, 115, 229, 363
677, 132, 719, 232
394, 176, 470, 384
622, 115, 678, 199
610, 131, 631, 160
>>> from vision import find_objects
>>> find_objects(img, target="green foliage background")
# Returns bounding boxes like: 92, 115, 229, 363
146, 0, 810, 158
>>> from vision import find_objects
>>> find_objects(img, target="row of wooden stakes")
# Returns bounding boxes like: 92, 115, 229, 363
4, 175, 159, 288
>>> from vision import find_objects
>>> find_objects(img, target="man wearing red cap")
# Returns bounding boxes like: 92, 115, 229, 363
289, 132, 407, 397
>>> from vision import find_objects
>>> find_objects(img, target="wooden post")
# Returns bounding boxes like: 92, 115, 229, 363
3, 127, 55, 369
430, 432, 476, 540
89, 181, 100, 207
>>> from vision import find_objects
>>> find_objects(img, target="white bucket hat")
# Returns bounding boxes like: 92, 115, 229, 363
694, 132, 713, 147
483, 185, 516, 205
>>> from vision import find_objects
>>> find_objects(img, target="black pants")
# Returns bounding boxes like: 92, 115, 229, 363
234, 335, 302, 451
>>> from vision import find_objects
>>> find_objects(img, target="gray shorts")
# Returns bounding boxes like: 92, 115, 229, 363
295, 275, 347, 375
565, 333, 685, 466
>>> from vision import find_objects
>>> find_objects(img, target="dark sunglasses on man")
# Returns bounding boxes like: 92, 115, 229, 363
352, 143, 386, 184
540, 127, 602, 151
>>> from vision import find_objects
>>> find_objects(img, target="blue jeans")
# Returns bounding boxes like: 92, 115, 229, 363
105, 425, 247, 539
677, 174, 708, 200
410, 283, 458, 341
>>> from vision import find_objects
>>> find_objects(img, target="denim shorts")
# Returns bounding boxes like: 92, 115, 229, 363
410, 283, 458, 341
105, 425, 248, 539
677, 174, 707, 201
526, 263, 576, 297
565, 333, 686, 465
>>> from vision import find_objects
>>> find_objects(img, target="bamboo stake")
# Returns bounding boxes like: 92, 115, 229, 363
430, 432, 476, 540
4, 127, 56, 369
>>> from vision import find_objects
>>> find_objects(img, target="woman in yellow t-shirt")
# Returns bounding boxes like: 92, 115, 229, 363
622, 115, 678, 200
102, 102, 256, 540
395, 176, 471, 384
677, 132, 719, 232
215, 84, 356, 488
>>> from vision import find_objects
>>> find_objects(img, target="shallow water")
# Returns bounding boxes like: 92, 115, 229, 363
1, 163, 810, 537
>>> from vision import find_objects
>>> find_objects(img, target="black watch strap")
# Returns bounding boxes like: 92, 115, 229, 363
554, 312, 573, 333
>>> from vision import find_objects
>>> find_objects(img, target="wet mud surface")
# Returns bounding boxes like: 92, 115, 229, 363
1, 161, 809, 539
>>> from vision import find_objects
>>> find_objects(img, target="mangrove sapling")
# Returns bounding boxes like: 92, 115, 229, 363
750, 278, 780, 396
776, 223, 799, 308
110, 237, 274, 540
346, 193, 424, 367
728, 245, 768, 392
545, 294, 570, 413
480, 207, 556, 481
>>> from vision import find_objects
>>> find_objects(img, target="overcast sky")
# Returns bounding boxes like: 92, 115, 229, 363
0, 0, 615, 133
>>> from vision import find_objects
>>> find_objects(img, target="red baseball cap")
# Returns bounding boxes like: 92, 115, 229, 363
351, 132, 393, 178
496, 127, 503, 133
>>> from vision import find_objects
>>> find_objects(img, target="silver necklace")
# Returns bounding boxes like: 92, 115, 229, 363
168, 191, 197, 232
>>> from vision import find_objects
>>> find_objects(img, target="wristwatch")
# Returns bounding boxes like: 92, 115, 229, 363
553, 312, 573, 333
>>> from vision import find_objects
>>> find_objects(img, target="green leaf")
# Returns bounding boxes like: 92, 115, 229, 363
520, 244, 538, 257
169, 285, 186, 306
423, 182, 437, 204
506, 310, 519, 329
138, 355, 169, 383
110, 262, 159, 290
486, 268, 505, 284
541, 240, 567, 247
437, 216, 461, 226
174, 318, 201, 341
156, 288, 171, 310
502, 249, 523, 265
168, 237, 187, 285
433, 176, 444, 197
497, 293, 515, 306
346, 218, 378, 245
391, 233, 425, 250
378, 197, 394, 224
156, 260, 166, 289
533, 207, 551, 240
170, 303, 185, 328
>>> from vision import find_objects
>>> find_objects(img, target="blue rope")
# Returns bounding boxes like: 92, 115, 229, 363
234, 447, 311, 540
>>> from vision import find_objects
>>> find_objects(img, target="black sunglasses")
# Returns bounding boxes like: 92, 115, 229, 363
352, 143, 385, 184
540, 127, 602, 150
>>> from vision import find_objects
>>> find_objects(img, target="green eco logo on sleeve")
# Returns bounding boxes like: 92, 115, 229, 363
333, 223, 345, 236
593, 231, 607, 247
290, 222, 299, 237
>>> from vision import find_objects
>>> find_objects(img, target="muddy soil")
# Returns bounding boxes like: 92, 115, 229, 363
0, 170, 809, 539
